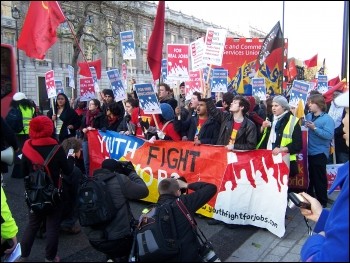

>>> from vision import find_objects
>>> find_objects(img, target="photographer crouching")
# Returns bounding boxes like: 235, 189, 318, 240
156, 177, 219, 261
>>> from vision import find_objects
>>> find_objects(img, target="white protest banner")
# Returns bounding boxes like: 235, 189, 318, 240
252, 78, 267, 101
185, 70, 203, 100
79, 78, 96, 101
190, 37, 207, 71
203, 28, 227, 66
45, 70, 57, 98
134, 83, 162, 114
211, 69, 228, 92
89, 66, 100, 93
167, 44, 190, 81
67, 65, 75, 89
120, 30, 136, 60
55, 80, 64, 95
106, 69, 126, 102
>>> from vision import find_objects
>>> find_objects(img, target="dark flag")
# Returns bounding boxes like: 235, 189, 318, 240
318, 58, 325, 75
147, 1, 165, 81
257, 21, 283, 67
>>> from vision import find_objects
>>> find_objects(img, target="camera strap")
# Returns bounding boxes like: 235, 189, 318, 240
175, 199, 209, 245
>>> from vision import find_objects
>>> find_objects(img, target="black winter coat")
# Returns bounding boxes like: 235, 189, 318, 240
157, 182, 217, 262
206, 99, 257, 149
84, 169, 149, 241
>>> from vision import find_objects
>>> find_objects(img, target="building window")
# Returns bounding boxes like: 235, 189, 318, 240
86, 15, 94, 25
3, 31, 15, 46
107, 47, 114, 68
62, 42, 73, 64
143, 52, 149, 71
141, 28, 149, 46
1, 2, 12, 17
183, 37, 188, 44
171, 34, 176, 44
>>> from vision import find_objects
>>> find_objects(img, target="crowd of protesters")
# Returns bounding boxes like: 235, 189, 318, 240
2, 81, 349, 262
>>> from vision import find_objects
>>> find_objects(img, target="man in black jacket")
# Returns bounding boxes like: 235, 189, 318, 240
84, 159, 149, 262
157, 178, 217, 261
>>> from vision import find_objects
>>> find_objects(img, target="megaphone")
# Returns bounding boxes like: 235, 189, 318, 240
1, 146, 14, 166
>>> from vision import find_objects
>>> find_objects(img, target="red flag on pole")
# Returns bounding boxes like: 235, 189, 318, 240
328, 76, 340, 87
304, 54, 318, 68
17, 1, 66, 60
147, 1, 165, 81
78, 59, 102, 80
288, 59, 298, 80
323, 79, 347, 103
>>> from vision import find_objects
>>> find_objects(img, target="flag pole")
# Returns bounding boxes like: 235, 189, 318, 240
280, 1, 285, 95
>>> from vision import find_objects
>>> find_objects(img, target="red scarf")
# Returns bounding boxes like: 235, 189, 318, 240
108, 115, 118, 126
22, 137, 58, 164
85, 109, 100, 127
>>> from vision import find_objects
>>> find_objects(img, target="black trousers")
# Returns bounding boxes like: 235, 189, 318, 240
307, 153, 328, 207
90, 235, 133, 261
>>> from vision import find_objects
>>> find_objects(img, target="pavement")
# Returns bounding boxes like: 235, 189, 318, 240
1, 164, 340, 262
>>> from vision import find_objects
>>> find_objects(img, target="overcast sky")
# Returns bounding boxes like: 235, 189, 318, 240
160, 1, 345, 78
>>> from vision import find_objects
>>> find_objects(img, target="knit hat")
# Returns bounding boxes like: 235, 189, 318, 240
335, 90, 349, 107
101, 159, 119, 172
273, 95, 290, 111
13, 92, 27, 101
160, 103, 175, 121
29, 116, 54, 139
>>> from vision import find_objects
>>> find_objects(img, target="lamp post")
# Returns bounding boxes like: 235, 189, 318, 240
11, 6, 21, 92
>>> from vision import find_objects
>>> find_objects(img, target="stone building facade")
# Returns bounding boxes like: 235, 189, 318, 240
1, 1, 265, 112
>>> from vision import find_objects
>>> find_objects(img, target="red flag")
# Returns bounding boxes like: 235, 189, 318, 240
288, 59, 297, 80
147, 1, 165, 81
304, 54, 318, 68
328, 76, 340, 87
78, 59, 102, 79
323, 79, 347, 103
17, 1, 65, 60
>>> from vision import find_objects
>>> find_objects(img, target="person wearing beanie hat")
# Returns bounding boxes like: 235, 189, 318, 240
257, 94, 302, 180
273, 95, 290, 111
84, 158, 148, 262
7, 91, 36, 179
299, 89, 349, 262
148, 103, 181, 141
13, 92, 27, 101
160, 103, 175, 122
19, 116, 75, 262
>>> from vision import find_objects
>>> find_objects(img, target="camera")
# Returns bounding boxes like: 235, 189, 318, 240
288, 192, 311, 210
199, 241, 221, 262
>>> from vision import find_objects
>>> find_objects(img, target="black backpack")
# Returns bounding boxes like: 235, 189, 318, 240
77, 169, 117, 227
5, 107, 24, 133
24, 145, 62, 214
132, 200, 179, 262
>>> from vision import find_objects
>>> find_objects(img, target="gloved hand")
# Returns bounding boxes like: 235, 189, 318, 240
116, 161, 136, 175
157, 130, 165, 140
